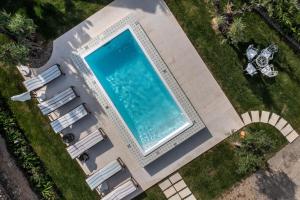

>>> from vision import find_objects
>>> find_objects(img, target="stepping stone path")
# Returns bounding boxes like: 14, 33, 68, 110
240, 111, 299, 143
159, 172, 196, 200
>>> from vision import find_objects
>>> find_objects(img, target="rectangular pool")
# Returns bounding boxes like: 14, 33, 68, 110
84, 29, 192, 155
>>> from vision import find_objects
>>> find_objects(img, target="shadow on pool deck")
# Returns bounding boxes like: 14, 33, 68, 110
145, 128, 212, 176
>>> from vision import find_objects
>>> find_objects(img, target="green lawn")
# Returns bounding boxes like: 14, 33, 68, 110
0, 0, 299, 200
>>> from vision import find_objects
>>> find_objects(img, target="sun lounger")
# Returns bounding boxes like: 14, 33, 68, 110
67, 128, 105, 159
101, 179, 138, 200
50, 104, 88, 133
38, 87, 77, 115
86, 159, 124, 190
23, 64, 62, 92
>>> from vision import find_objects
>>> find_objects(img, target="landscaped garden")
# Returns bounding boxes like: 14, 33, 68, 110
0, 0, 299, 200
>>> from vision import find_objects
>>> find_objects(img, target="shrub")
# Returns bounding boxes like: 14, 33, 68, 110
226, 17, 246, 45
236, 130, 276, 175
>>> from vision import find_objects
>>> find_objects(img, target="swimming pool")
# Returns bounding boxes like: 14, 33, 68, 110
84, 29, 192, 155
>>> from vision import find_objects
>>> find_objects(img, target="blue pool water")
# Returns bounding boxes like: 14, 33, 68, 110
85, 29, 191, 154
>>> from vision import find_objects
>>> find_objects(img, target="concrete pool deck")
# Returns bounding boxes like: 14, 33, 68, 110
29, 0, 243, 198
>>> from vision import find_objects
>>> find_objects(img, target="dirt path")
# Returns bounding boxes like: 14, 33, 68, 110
0, 135, 39, 200
218, 138, 300, 200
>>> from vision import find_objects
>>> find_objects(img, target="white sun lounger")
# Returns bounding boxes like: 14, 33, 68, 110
67, 128, 105, 159
101, 179, 138, 200
23, 64, 62, 92
86, 159, 124, 190
38, 87, 77, 115
50, 104, 88, 133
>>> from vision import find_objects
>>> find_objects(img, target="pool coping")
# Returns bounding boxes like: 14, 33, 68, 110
71, 15, 205, 166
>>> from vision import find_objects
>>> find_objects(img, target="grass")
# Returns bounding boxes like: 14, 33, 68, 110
0, 0, 298, 199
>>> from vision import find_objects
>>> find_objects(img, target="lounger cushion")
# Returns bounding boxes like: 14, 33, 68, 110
102, 179, 137, 200
67, 129, 104, 159
50, 104, 88, 133
38, 87, 76, 115
86, 160, 122, 190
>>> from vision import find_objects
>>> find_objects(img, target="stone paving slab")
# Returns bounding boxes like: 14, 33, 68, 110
169, 173, 182, 184
280, 124, 293, 136
286, 131, 299, 143
251, 111, 260, 123
275, 118, 288, 130
185, 195, 197, 200
241, 112, 252, 125
173, 180, 186, 192
268, 113, 280, 126
159, 179, 172, 191
179, 187, 192, 199
169, 194, 181, 200
260, 111, 270, 123
164, 186, 177, 198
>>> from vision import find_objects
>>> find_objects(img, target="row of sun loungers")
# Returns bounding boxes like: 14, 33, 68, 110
20, 64, 138, 199
67, 128, 104, 159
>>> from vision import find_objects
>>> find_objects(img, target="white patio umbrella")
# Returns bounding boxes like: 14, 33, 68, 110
11, 92, 32, 102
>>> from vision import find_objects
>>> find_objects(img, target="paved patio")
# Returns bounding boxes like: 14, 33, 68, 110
29, 0, 243, 198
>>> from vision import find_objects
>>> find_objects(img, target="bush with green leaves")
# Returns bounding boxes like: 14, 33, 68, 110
226, 17, 246, 45
0, 42, 28, 65
0, 10, 37, 66
0, 100, 60, 200
249, 0, 300, 42
236, 130, 276, 175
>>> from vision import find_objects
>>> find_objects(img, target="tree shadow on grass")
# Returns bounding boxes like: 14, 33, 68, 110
255, 170, 296, 200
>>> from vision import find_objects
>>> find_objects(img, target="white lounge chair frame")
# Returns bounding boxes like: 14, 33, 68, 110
23, 64, 63, 92
86, 158, 124, 190
67, 128, 105, 159
38, 87, 77, 115
50, 104, 88, 133
101, 178, 138, 200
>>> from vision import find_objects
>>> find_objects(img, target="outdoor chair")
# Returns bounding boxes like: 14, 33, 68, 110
245, 63, 257, 76
50, 104, 88, 133
260, 64, 278, 77
86, 158, 125, 190
23, 64, 63, 92
38, 87, 77, 115
246, 45, 258, 61
101, 178, 138, 200
261, 48, 273, 60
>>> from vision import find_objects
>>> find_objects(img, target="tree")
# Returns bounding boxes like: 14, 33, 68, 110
0, 43, 29, 65
226, 17, 246, 45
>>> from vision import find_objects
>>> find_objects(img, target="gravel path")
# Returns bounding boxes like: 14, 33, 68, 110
0, 135, 39, 200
